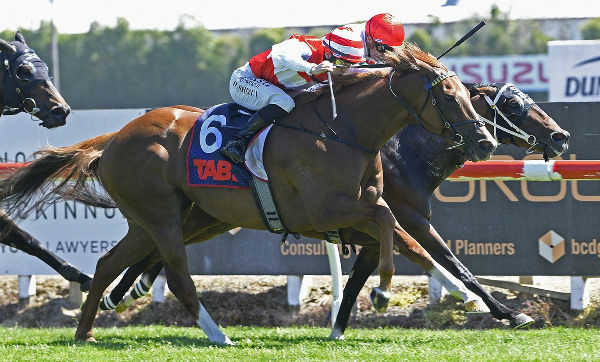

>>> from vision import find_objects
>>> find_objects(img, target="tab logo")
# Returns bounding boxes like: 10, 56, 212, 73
538, 230, 565, 263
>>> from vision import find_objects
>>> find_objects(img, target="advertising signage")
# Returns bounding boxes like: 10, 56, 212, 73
1, 103, 599, 277
548, 40, 600, 102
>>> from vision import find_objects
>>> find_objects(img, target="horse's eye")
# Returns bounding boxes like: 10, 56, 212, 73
16, 64, 34, 81
504, 97, 523, 115
444, 93, 454, 102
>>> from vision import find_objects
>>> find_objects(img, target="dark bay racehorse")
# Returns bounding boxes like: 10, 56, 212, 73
0, 32, 91, 291
0, 44, 498, 344
99, 82, 570, 335
328, 82, 569, 338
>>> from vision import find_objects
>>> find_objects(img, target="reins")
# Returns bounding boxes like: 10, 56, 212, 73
387, 69, 484, 150
279, 65, 483, 155
274, 121, 379, 155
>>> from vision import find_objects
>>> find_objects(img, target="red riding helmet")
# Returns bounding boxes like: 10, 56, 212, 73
365, 13, 405, 47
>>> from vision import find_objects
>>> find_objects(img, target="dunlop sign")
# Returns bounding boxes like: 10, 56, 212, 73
548, 40, 600, 102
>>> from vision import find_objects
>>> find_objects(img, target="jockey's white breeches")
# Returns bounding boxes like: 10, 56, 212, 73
229, 64, 296, 113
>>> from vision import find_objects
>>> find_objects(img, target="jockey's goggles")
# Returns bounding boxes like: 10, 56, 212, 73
331, 58, 351, 66
374, 41, 394, 53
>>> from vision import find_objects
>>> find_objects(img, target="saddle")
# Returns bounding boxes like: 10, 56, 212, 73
187, 102, 346, 246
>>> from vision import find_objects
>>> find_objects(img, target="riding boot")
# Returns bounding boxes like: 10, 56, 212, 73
220, 104, 288, 163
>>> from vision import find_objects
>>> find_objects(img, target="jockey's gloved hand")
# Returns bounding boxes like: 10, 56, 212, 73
310, 61, 335, 74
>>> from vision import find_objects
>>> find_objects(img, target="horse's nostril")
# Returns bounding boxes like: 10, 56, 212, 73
50, 106, 71, 119
52, 105, 70, 117
478, 140, 495, 152
552, 131, 570, 145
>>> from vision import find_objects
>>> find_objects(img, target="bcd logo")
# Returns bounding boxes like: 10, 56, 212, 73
538, 230, 565, 263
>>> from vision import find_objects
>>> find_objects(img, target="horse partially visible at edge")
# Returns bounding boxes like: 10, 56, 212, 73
0, 43, 498, 344
0, 32, 91, 291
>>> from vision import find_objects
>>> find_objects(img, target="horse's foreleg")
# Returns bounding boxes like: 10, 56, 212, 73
375, 203, 395, 293
391, 225, 489, 313
330, 244, 379, 340
410, 222, 532, 327
311, 195, 396, 299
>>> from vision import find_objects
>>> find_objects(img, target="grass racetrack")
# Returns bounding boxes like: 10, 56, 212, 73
1, 326, 599, 361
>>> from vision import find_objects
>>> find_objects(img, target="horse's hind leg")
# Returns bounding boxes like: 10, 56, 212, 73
135, 203, 232, 345
114, 263, 163, 313
99, 256, 162, 311
75, 224, 151, 342
0, 210, 92, 291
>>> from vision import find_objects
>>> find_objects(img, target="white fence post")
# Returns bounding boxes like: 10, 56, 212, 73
151, 274, 167, 303
68, 281, 83, 305
18, 275, 36, 303
287, 275, 312, 307
570, 276, 591, 310
428, 276, 447, 305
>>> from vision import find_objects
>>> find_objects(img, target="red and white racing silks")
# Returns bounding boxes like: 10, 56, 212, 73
249, 34, 328, 90
322, 24, 366, 63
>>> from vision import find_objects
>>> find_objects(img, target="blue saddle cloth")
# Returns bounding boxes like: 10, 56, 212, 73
187, 103, 255, 188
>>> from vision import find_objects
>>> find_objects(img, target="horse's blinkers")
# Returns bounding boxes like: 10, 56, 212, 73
494, 83, 534, 122
1, 41, 54, 123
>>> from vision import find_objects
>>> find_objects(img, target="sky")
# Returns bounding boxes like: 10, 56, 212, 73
3, 0, 597, 34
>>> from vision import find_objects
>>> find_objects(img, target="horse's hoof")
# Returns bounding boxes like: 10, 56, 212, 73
212, 336, 234, 346
510, 313, 534, 329
74, 332, 97, 343
329, 328, 345, 340
369, 287, 391, 313
464, 298, 490, 313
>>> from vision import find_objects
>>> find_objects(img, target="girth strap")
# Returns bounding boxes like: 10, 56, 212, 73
249, 175, 300, 242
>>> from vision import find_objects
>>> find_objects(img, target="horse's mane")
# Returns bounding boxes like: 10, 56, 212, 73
294, 42, 446, 105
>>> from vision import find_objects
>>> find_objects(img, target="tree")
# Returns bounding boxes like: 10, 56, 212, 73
581, 18, 600, 40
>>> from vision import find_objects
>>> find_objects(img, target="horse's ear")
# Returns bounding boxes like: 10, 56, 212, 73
0, 39, 16, 55
15, 31, 26, 45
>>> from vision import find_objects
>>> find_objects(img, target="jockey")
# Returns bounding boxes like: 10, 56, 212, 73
220, 29, 366, 164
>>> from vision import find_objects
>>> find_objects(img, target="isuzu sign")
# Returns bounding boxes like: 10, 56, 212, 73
548, 40, 600, 102
444, 55, 548, 92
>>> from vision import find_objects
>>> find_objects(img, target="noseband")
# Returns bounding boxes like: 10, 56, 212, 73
388, 70, 485, 149
481, 83, 538, 152
1, 45, 48, 119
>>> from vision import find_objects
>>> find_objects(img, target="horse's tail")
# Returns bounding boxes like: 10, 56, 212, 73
0, 131, 119, 218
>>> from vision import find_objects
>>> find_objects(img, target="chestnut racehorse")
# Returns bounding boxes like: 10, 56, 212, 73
0, 44, 497, 344
99, 82, 570, 336
0, 32, 90, 290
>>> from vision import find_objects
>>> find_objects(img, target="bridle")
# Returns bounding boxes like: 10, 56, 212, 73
479, 83, 538, 153
281, 67, 484, 155
387, 69, 485, 150
1, 44, 48, 119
